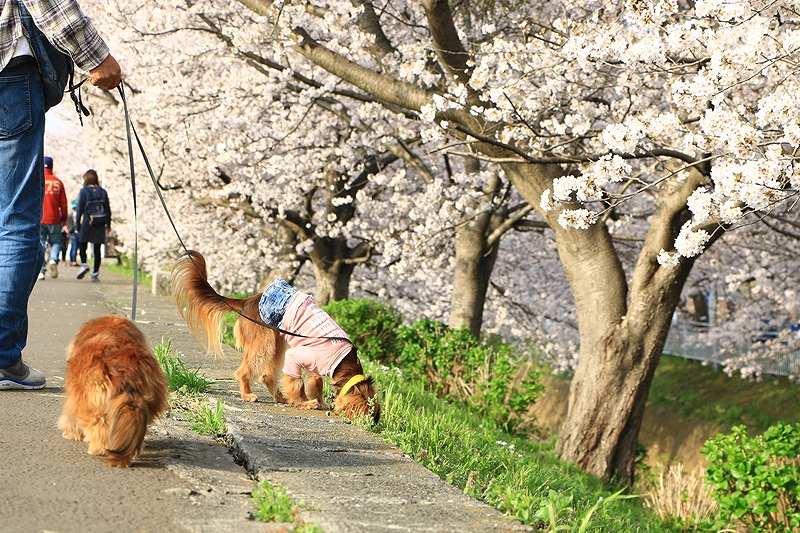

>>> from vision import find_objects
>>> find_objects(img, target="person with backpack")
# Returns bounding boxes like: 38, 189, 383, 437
75, 169, 111, 281
0, 0, 121, 390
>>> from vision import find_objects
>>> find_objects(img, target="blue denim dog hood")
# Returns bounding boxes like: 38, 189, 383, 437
258, 279, 297, 328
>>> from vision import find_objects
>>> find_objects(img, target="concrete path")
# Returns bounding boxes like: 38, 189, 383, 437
0, 267, 261, 533
1, 264, 530, 533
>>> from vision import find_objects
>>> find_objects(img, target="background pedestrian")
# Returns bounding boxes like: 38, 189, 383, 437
75, 170, 111, 282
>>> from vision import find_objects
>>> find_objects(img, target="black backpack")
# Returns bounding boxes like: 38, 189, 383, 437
17, 2, 72, 111
85, 188, 108, 228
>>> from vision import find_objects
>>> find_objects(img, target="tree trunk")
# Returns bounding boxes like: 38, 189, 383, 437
312, 261, 354, 305
555, 277, 688, 482
448, 220, 499, 337
500, 162, 704, 483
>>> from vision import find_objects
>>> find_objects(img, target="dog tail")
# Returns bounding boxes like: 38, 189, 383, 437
104, 393, 148, 467
172, 250, 245, 355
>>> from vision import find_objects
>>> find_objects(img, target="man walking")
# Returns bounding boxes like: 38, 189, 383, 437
38, 156, 67, 280
0, 0, 122, 390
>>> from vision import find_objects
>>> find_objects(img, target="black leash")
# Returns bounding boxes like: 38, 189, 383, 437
116, 82, 349, 343
118, 83, 138, 321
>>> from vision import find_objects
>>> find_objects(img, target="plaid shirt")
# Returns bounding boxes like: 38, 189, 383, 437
0, 0, 109, 72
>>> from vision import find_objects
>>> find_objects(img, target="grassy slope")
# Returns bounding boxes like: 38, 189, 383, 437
648, 355, 800, 433
366, 363, 673, 531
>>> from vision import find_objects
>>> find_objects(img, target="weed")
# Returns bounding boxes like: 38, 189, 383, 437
251, 480, 324, 532
643, 463, 717, 526
703, 423, 800, 531
251, 480, 295, 523
191, 399, 226, 436
153, 339, 213, 394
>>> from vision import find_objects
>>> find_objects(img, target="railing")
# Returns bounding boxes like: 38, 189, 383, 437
664, 320, 800, 377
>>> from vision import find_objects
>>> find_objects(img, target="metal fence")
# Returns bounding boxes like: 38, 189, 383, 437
664, 320, 800, 377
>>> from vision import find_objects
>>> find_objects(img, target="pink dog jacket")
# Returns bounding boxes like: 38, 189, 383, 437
280, 293, 352, 378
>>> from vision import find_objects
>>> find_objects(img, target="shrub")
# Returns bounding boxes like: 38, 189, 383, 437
395, 319, 542, 433
703, 423, 800, 532
324, 301, 542, 433
323, 299, 403, 361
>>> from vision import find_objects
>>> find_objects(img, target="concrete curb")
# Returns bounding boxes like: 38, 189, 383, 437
224, 412, 531, 533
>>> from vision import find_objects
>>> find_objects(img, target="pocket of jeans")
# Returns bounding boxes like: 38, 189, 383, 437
0, 74, 32, 138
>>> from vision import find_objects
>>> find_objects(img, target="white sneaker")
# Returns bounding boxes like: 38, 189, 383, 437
37, 272, 45, 281
90, 272, 100, 282
0, 360, 46, 389
47, 260, 58, 279
76, 265, 90, 279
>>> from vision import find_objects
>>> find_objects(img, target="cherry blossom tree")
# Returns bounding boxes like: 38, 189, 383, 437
221, 0, 799, 482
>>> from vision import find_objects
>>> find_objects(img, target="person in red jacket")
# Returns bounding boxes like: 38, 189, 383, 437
38, 156, 68, 280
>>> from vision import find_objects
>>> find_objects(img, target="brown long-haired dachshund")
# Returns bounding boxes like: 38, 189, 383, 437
171, 251, 379, 423
58, 316, 168, 467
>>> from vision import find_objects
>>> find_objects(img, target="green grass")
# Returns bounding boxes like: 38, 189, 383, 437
104, 257, 154, 287
649, 355, 800, 433
191, 399, 226, 436
367, 362, 673, 531
251, 479, 324, 532
222, 312, 238, 348
251, 480, 295, 522
153, 339, 213, 394
221, 291, 250, 348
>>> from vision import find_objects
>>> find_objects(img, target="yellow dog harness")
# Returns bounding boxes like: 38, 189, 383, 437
338, 374, 367, 398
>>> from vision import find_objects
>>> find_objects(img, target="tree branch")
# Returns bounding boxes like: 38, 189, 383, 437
292, 27, 430, 111
235, 0, 271, 16
352, 0, 396, 59
486, 206, 534, 247
422, 0, 471, 82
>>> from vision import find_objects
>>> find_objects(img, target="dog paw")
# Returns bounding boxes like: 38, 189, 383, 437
61, 428, 83, 441
241, 393, 258, 403
60, 422, 83, 441
87, 446, 106, 456
298, 399, 321, 410
273, 392, 288, 404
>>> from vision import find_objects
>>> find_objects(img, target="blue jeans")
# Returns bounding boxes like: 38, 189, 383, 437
69, 233, 79, 263
40, 223, 63, 270
0, 60, 45, 367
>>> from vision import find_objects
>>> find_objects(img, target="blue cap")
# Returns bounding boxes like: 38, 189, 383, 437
43, 156, 53, 169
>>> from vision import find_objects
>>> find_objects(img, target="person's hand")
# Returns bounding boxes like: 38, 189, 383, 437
88, 54, 123, 90
62, 225, 68, 233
